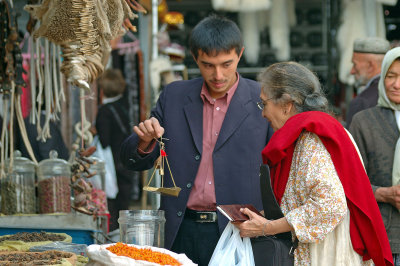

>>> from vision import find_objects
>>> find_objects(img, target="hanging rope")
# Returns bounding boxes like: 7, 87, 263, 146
35, 37, 43, 136
0, 99, 9, 179
15, 91, 38, 164
28, 35, 36, 124
57, 45, 66, 103
27, 34, 65, 143
52, 43, 61, 114
72, 88, 93, 152
8, 80, 16, 173
38, 38, 52, 141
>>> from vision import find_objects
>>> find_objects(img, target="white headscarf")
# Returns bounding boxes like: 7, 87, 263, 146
377, 47, 400, 186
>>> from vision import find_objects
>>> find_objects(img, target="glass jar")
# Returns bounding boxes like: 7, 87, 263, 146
1, 150, 36, 214
84, 157, 107, 214
118, 210, 166, 247
37, 150, 71, 213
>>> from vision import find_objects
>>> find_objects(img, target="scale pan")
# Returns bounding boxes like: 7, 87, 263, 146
143, 186, 181, 197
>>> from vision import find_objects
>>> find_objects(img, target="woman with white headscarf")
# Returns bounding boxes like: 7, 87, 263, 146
350, 46, 400, 266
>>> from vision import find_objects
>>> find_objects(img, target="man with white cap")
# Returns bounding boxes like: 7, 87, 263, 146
346, 37, 390, 127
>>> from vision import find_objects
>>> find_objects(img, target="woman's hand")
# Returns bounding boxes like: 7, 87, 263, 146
234, 208, 270, 238
234, 208, 294, 238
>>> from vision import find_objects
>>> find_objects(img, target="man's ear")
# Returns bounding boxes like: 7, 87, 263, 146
366, 55, 379, 73
238, 47, 245, 59
367, 60, 375, 71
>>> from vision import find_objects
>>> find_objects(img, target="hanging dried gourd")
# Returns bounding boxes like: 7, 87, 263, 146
24, 0, 145, 90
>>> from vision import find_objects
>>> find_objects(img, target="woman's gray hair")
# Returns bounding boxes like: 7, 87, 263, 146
257, 61, 329, 113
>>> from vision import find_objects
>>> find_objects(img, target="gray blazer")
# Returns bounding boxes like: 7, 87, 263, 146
350, 106, 400, 253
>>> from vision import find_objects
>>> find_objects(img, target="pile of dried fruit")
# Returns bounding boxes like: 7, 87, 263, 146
106, 242, 182, 266
0, 232, 66, 243
0, 250, 76, 265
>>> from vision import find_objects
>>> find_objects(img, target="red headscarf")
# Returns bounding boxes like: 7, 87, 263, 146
262, 111, 393, 266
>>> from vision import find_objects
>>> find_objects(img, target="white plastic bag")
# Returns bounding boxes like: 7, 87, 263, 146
209, 223, 255, 266
91, 136, 118, 199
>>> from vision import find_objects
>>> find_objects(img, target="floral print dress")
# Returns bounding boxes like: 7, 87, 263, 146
280, 131, 372, 266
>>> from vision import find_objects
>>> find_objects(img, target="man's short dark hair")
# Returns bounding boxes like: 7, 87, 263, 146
189, 14, 243, 59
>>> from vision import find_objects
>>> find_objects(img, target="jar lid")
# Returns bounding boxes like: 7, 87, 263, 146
37, 150, 71, 176
5, 150, 36, 172
118, 210, 166, 223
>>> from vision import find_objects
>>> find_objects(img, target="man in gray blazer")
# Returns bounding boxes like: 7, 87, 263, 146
350, 47, 400, 265
120, 15, 273, 266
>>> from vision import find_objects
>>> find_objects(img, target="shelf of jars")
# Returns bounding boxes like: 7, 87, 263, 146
0, 150, 108, 245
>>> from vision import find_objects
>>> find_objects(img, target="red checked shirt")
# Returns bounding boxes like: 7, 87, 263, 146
187, 74, 239, 211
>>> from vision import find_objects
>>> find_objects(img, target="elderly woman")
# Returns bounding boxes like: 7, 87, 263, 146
236, 62, 392, 266
349, 47, 400, 266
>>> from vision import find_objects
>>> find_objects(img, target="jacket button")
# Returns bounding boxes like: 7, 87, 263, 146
177, 211, 183, 217
186, 182, 192, 188
195, 155, 200, 161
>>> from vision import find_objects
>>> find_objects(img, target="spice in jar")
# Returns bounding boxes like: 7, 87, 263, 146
1, 178, 36, 215
106, 242, 182, 266
38, 176, 71, 213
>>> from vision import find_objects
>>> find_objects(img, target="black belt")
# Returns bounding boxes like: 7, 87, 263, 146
184, 209, 217, 223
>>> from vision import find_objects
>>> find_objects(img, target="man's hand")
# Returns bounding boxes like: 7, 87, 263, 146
375, 184, 400, 210
134, 117, 164, 142
134, 117, 165, 152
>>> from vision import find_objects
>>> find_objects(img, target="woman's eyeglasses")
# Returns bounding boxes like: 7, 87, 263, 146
256, 102, 265, 110
256, 98, 273, 110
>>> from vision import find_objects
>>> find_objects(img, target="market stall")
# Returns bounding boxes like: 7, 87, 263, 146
1, 0, 400, 265
0, 0, 151, 264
